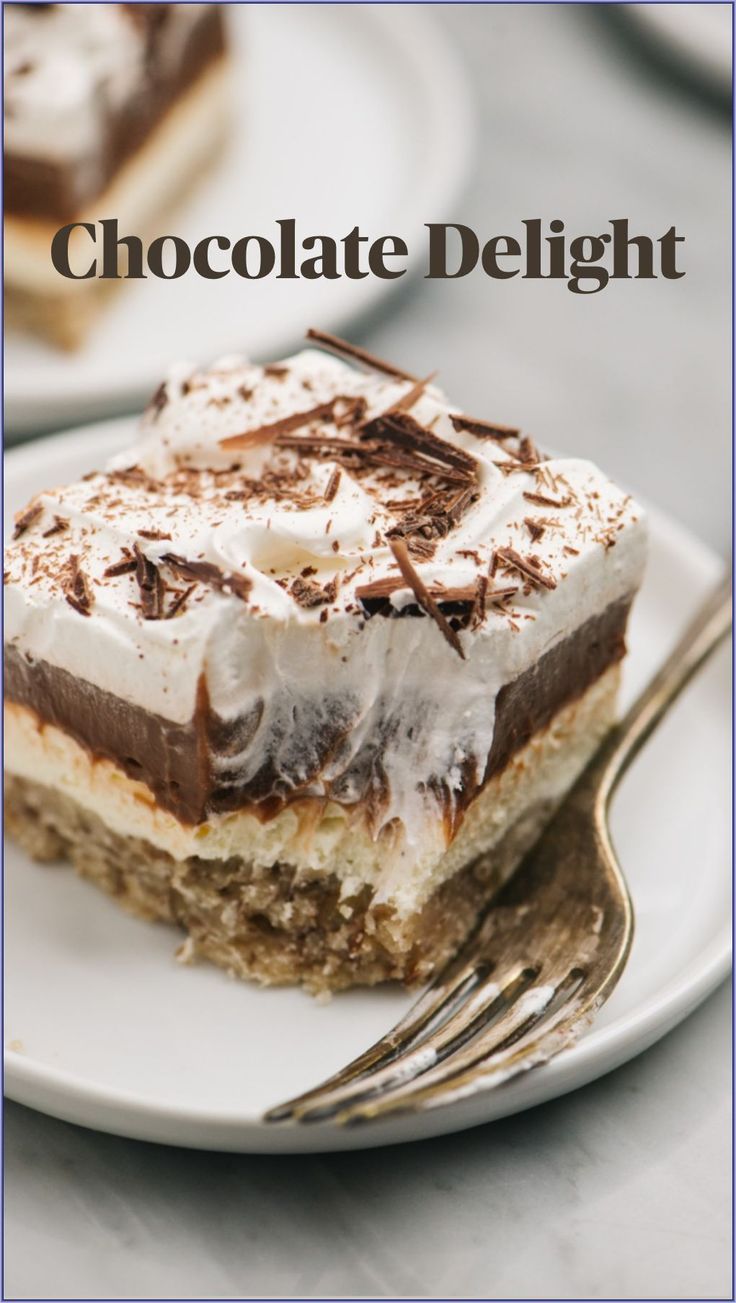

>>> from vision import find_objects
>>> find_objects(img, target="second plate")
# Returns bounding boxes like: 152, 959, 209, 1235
5, 5, 474, 437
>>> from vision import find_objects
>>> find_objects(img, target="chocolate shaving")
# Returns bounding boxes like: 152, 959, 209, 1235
274, 433, 361, 456
161, 554, 251, 601
137, 528, 172, 541
493, 460, 537, 477
386, 511, 447, 543
387, 538, 465, 658
323, 467, 341, 503
486, 585, 520, 604
13, 502, 43, 539
369, 373, 436, 422
418, 583, 476, 603
473, 574, 488, 625
524, 517, 546, 542
356, 575, 480, 605
355, 575, 407, 601
450, 414, 521, 441
270, 433, 472, 486
65, 593, 91, 618
105, 465, 157, 492
523, 490, 573, 509
444, 484, 479, 524
42, 515, 69, 538
367, 445, 473, 485
146, 381, 168, 419
290, 576, 337, 608
104, 551, 137, 578
405, 536, 438, 561
387, 481, 478, 550
165, 584, 196, 619
64, 556, 93, 617
361, 410, 477, 480
392, 373, 436, 411
495, 547, 557, 591
133, 543, 165, 620
518, 436, 542, 465
219, 401, 336, 450
306, 328, 418, 381
334, 396, 367, 427
219, 396, 364, 451
218, 378, 477, 494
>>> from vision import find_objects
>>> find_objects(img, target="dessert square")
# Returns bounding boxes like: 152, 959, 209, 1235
4, 331, 647, 992
4, 2, 229, 349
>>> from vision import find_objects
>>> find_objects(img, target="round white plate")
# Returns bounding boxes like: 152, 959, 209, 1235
5, 5, 474, 437
4, 420, 731, 1153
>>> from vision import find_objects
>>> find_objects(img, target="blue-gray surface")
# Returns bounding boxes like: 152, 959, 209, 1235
4, 6, 731, 1300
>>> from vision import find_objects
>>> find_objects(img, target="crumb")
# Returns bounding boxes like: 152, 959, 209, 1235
175, 937, 197, 966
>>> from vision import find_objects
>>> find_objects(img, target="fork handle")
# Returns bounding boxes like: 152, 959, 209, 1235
595, 568, 732, 804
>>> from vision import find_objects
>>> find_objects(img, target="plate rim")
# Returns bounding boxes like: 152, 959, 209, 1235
5, 924, 731, 1127
4, 418, 732, 1150
5, 3, 477, 432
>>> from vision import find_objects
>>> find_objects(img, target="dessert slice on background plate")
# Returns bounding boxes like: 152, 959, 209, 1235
3, 331, 647, 993
4, 2, 229, 349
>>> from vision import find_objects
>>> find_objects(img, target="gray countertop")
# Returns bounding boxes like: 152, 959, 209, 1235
5, 5, 731, 1299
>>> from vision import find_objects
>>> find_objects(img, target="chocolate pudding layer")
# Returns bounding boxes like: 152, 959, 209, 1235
4, 598, 631, 827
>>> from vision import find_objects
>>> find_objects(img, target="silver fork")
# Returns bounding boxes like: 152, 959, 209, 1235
265, 573, 731, 1128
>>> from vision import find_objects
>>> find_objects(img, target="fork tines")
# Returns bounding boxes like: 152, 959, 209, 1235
264, 904, 591, 1128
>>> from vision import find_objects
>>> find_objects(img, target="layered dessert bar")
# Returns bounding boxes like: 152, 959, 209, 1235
5, 2, 228, 348
4, 331, 647, 992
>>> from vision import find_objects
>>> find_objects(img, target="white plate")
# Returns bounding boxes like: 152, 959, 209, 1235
4, 5, 474, 437
4, 420, 731, 1153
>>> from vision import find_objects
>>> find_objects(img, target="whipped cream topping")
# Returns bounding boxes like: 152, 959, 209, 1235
4, 3, 207, 165
5, 344, 647, 848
